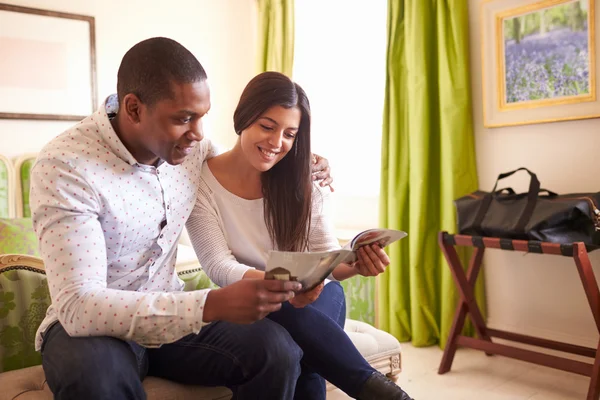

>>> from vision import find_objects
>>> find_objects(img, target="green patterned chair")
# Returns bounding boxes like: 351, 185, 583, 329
14, 154, 37, 219
2, 154, 43, 258
0, 154, 15, 219
0, 255, 48, 374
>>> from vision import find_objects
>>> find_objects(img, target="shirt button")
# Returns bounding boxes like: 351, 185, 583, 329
159, 234, 164, 238
167, 205, 170, 210
156, 170, 160, 175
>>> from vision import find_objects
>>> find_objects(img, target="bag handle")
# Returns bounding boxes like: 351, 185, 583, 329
538, 189, 558, 197
493, 187, 555, 197
472, 168, 541, 234
494, 187, 516, 196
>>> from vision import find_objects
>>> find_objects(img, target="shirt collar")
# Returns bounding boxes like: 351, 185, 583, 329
94, 94, 164, 168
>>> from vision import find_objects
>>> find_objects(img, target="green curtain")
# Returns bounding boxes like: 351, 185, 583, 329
378, 0, 485, 349
257, 0, 295, 76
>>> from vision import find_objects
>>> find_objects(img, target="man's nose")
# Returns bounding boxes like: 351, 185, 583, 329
189, 119, 204, 142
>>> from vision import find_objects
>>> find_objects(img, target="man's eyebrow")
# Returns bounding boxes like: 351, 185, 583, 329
177, 110, 197, 115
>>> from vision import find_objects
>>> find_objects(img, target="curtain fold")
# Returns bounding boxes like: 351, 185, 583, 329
257, 0, 295, 76
378, 0, 485, 349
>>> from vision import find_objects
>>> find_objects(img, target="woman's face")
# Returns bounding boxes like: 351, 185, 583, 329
240, 105, 301, 172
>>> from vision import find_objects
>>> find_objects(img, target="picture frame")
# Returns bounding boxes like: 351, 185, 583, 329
481, 0, 599, 127
0, 3, 97, 121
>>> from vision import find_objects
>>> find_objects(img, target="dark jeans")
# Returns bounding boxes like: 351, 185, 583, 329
41, 282, 374, 400
267, 281, 373, 400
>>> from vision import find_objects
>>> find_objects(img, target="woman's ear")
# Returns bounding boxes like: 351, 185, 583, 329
122, 94, 143, 124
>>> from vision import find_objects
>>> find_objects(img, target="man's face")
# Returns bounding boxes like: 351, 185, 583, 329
134, 80, 211, 166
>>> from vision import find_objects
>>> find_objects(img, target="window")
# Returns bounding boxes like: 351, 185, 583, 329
293, 1, 388, 230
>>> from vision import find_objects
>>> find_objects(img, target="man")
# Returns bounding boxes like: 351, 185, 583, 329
32, 37, 411, 400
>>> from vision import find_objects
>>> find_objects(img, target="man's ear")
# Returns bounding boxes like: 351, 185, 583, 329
122, 93, 144, 124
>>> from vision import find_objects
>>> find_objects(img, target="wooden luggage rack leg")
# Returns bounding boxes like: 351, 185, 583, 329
574, 243, 600, 400
438, 232, 600, 400
438, 237, 490, 374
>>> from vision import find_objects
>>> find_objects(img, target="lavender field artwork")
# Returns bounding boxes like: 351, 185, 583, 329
503, 0, 590, 104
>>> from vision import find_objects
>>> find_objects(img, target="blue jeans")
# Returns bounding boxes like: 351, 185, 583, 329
41, 283, 373, 400
42, 319, 302, 400
267, 281, 374, 400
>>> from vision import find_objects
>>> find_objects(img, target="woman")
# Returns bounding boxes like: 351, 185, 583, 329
187, 71, 413, 400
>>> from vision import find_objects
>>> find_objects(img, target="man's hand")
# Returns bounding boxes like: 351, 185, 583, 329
289, 281, 324, 308
203, 279, 301, 324
311, 154, 334, 191
353, 244, 391, 277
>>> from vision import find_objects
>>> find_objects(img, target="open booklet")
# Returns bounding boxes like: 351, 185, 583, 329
264, 228, 407, 292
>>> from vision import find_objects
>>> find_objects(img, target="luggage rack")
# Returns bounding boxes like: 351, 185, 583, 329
438, 232, 600, 400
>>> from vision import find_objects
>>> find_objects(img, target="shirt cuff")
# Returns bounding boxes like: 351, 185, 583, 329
192, 289, 211, 333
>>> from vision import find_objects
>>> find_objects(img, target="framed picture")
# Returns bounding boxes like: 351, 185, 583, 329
0, 3, 97, 121
481, 0, 599, 127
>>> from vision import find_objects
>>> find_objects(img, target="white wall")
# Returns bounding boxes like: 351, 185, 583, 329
0, 0, 257, 157
468, 0, 600, 348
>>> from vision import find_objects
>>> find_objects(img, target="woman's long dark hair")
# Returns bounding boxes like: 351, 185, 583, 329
233, 71, 312, 252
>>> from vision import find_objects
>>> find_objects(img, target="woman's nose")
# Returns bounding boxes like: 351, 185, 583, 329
268, 131, 284, 147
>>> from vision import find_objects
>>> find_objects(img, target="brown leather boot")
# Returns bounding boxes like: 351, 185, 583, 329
356, 371, 414, 400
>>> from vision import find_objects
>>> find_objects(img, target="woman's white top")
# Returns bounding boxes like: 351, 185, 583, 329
186, 161, 341, 287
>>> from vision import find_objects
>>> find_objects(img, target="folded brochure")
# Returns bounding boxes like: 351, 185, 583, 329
264, 228, 407, 292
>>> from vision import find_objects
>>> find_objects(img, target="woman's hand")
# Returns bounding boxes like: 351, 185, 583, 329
289, 281, 325, 308
353, 244, 391, 276
311, 154, 334, 191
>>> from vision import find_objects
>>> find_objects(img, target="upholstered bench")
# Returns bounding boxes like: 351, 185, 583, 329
0, 254, 402, 400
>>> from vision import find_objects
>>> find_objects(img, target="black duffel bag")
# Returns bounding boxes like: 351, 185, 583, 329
455, 167, 600, 245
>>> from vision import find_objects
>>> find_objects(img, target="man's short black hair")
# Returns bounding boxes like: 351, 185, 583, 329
116, 37, 207, 107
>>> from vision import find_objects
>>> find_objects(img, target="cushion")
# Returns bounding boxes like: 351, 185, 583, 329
344, 319, 402, 361
0, 365, 234, 400
143, 376, 232, 399
178, 267, 219, 291
0, 263, 50, 373
0, 218, 39, 256
176, 244, 218, 291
